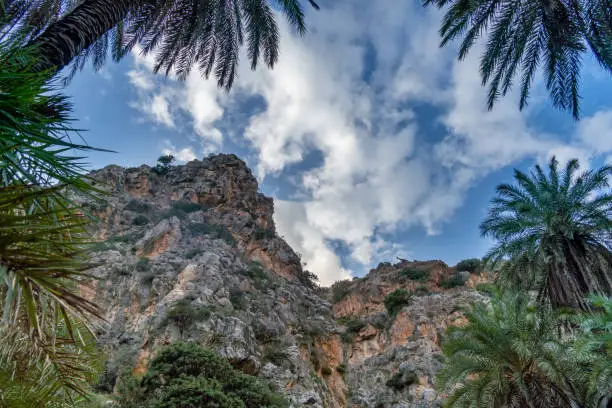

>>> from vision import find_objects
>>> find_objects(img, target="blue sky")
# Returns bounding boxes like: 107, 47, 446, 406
65, 0, 612, 285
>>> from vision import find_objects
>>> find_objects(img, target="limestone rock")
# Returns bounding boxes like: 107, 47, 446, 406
82, 154, 491, 408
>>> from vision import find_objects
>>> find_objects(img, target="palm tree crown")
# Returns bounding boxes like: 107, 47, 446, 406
4, 0, 320, 89
424, 0, 612, 119
481, 157, 612, 309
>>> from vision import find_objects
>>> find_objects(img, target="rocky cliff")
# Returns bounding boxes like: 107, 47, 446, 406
82, 154, 490, 408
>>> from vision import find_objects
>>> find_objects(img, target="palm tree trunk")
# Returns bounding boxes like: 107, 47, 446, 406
29, 0, 134, 73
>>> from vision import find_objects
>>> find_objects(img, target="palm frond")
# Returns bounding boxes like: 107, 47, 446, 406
425, 0, 612, 119
480, 157, 612, 309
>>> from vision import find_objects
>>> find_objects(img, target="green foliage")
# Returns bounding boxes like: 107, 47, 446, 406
438, 274, 465, 289
321, 365, 332, 376
475, 283, 498, 295
0, 38, 103, 404
574, 295, 612, 407
414, 285, 431, 296
125, 199, 152, 213
16, 0, 320, 90
132, 214, 150, 226
455, 258, 481, 273
436, 292, 590, 408
296, 269, 319, 290
139, 271, 156, 285
384, 289, 412, 317
400, 267, 429, 281
135, 257, 150, 272
187, 222, 237, 247
152, 155, 175, 176
164, 300, 211, 336
115, 342, 287, 408
336, 363, 347, 374
331, 279, 352, 303
254, 226, 276, 240
386, 368, 418, 391
424, 0, 612, 119
239, 262, 269, 290
341, 318, 366, 343
170, 200, 203, 213
262, 344, 289, 367
229, 289, 247, 311
481, 157, 612, 309
184, 249, 202, 259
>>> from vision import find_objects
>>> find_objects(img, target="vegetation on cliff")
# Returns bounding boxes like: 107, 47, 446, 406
115, 342, 287, 408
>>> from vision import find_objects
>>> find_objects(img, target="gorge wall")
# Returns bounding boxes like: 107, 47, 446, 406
82, 154, 490, 408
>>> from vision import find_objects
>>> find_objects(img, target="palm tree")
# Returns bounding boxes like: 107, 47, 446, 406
437, 292, 587, 408
423, 0, 612, 120
574, 295, 612, 407
481, 157, 612, 310
0, 33, 104, 405
5, 0, 320, 89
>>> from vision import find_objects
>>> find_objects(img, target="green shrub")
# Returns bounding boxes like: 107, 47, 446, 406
171, 200, 204, 213
115, 343, 287, 408
125, 199, 152, 213
414, 285, 431, 296
336, 363, 347, 374
400, 268, 429, 282
341, 318, 367, 343
185, 249, 202, 259
132, 215, 150, 226
140, 271, 156, 285
240, 262, 268, 281
475, 283, 498, 295
262, 344, 289, 366
456, 258, 482, 273
164, 300, 211, 336
188, 223, 236, 247
321, 366, 332, 376
439, 275, 465, 289
331, 280, 352, 303
345, 319, 367, 333
152, 155, 175, 176
160, 208, 187, 220
254, 226, 276, 240
386, 368, 418, 390
384, 289, 412, 317
136, 257, 150, 272
229, 289, 247, 310
238, 262, 268, 290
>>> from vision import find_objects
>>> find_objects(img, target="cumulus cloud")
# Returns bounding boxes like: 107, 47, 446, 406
161, 144, 197, 163
125, 0, 612, 285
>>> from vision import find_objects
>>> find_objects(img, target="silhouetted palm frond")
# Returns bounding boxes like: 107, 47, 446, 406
424, 0, 612, 119
8, 0, 320, 89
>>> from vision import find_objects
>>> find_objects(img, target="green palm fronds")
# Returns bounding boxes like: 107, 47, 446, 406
3, 0, 320, 89
481, 157, 612, 309
0, 22, 105, 406
573, 295, 612, 407
0, 318, 101, 407
437, 292, 588, 408
0, 36, 108, 196
424, 0, 612, 119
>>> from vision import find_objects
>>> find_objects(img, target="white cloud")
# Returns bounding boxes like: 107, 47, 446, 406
125, 0, 612, 285
162, 144, 197, 163
150, 94, 174, 127
578, 110, 612, 153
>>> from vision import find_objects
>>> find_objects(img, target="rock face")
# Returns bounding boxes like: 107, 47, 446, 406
328, 261, 489, 407
83, 154, 490, 408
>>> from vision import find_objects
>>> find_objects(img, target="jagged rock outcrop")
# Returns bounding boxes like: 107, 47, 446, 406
327, 260, 491, 407
82, 154, 490, 408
